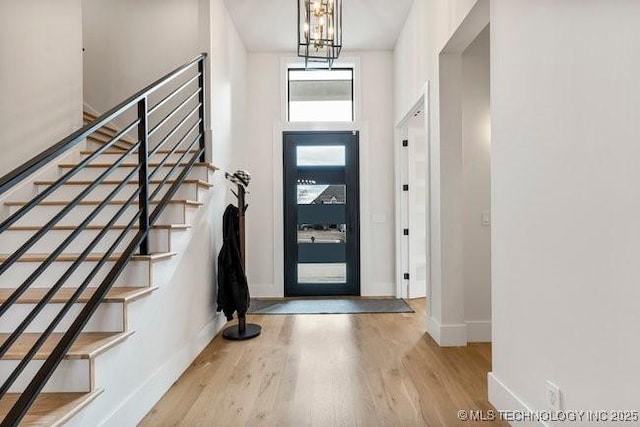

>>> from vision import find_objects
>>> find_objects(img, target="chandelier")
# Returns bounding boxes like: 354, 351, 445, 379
297, 0, 343, 68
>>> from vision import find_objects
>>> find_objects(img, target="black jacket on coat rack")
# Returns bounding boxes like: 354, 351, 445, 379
216, 204, 249, 320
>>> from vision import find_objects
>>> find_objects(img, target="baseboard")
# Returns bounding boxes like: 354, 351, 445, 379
466, 320, 491, 342
100, 315, 226, 426
361, 282, 397, 297
427, 316, 468, 346
488, 373, 547, 427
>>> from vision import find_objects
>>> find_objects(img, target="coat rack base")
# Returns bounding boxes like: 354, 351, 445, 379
222, 323, 262, 340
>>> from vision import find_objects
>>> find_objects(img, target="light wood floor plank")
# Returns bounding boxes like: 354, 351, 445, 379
140, 299, 505, 427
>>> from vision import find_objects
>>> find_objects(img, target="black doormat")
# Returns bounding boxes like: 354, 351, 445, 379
247, 298, 414, 315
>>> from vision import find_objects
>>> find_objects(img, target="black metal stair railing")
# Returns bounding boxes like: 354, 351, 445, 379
0, 53, 209, 426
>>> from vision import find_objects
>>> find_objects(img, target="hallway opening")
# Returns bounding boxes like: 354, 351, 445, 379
432, 15, 492, 345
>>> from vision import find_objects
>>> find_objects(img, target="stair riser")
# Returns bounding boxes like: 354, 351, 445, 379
81, 152, 197, 164
86, 140, 133, 152
0, 259, 152, 289
34, 181, 203, 203
0, 229, 170, 255
1, 302, 125, 334
1, 359, 90, 393
9, 203, 191, 227
57, 165, 212, 182
87, 137, 135, 148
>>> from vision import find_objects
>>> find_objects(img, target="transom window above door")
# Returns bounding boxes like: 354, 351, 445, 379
287, 68, 354, 122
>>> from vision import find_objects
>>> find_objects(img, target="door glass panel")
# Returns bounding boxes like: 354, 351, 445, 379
297, 184, 345, 204
297, 146, 345, 166
298, 224, 346, 243
298, 263, 347, 283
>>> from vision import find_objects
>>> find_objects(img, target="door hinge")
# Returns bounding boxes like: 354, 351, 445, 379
402, 139, 408, 147
402, 184, 409, 191
404, 273, 410, 280
403, 228, 409, 236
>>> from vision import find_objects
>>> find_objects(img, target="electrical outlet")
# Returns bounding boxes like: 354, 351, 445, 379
545, 380, 561, 412
481, 211, 491, 227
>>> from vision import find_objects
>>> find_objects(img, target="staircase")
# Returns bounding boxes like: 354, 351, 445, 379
82, 111, 137, 151
0, 55, 216, 426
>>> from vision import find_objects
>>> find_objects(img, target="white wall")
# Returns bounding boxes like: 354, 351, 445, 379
489, 0, 640, 419
240, 52, 278, 297
209, 0, 247, 175
244, 51, 396, 297
394, 0, 477, 124
82, 0, 202, 114
394, 0, 488, 345
0, 0, 83, 176
462, 27, 491, 340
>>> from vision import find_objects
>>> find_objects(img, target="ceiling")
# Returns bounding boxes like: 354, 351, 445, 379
223, 0, 415, 52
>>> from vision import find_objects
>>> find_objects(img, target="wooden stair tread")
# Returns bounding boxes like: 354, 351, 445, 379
86, 131, 135, 143
85, 125, 130, 139
57, 161, 218, 171
0, 389, 103, 427
83, 111, 124, 132
5, 199, 203, 207
87, 134, 135, 146
0, 252, 176, 263
0, 286, 157, 305
0, 331, 134, 360
83, 110, 137, 145
85, 131, 136, 147
33, 178, 212, 188
82, 118, 121, 135
7, 224, 191, 231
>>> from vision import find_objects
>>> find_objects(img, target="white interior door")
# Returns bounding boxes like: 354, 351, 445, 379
407, 127, 428, 298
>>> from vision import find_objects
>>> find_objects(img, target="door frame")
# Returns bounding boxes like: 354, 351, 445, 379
283, 131, 361, 296
270, 122, 372, 297
394, 83, 431, 299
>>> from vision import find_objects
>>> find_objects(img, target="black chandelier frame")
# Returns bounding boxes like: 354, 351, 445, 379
297, 0, 343, 68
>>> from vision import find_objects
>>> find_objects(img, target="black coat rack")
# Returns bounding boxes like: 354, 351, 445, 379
222, 180, 262, 340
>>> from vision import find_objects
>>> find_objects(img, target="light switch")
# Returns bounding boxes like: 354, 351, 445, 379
481, 211, 491, 227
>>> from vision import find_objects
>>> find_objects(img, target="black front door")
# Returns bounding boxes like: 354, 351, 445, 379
283, 131, 360, 296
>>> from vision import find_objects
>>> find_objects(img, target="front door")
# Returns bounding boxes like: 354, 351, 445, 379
283, 131, 360, 296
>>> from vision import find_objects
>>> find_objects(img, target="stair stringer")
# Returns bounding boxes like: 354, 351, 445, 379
61, 176, 230, 426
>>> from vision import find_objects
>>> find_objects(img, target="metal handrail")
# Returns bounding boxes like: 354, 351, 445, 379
0, 53, 208, 426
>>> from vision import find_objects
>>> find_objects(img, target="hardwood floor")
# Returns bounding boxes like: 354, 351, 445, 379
140, 299, 505, 427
